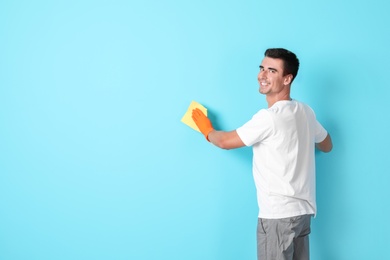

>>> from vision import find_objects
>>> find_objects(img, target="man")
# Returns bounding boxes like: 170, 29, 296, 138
192, 48, 332, 260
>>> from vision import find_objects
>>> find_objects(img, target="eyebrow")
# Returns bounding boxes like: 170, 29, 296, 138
259, 65, 278, 72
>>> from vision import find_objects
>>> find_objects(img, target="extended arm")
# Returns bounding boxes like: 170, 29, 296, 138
191, 108, 245, 150
208, 130, 245, 150
316, 133, 333, 153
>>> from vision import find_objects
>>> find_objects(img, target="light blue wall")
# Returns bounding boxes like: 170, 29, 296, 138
1, 0, 389, 259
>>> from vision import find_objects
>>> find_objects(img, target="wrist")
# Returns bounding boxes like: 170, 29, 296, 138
205, 128, 214, 142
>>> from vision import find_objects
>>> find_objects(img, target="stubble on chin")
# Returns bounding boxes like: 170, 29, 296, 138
259, 86, 268, 95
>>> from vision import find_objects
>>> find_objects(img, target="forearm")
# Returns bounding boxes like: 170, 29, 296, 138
208, 130, 246, 150
191, 108, 245, 149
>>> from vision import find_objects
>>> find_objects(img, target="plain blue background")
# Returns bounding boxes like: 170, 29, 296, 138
1, 0, 389, 259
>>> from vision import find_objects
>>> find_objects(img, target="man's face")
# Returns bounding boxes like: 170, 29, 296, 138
257, 57, 291, 95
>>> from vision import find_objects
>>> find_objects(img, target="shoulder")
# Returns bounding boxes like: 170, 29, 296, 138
293, 100, 316, 115
250, 108, 274, 123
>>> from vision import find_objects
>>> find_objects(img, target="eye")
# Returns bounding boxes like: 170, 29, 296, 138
259, 66, 264, 72
269, 69, 276, 73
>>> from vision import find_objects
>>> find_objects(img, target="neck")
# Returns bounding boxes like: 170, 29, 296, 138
266, 92, 291, 108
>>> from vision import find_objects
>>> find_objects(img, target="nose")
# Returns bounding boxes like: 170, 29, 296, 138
258, 70, 266, 80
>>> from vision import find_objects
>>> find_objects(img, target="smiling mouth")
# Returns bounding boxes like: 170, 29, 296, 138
260, 81, 269, 86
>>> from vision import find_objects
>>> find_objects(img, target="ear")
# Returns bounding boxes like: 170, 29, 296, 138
283, 74, 293, 85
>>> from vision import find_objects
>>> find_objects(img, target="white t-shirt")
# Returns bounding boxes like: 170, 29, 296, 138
236, 100, 328, 219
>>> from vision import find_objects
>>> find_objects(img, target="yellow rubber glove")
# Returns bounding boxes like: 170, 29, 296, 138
192, 108, 214, 141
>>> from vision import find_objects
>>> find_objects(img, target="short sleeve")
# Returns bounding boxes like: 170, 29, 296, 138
314, 120, 328, 143
236, 109, 273, 146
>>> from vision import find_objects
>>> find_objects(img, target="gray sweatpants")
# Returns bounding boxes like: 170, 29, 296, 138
257, 214, 312, 260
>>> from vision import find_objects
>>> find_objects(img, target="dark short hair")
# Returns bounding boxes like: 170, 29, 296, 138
264, 48, 300, 81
